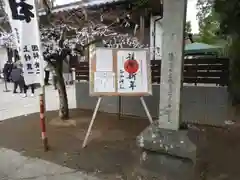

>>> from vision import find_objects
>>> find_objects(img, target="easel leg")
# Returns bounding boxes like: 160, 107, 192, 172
118, 96, 122, 120
82, 97, 102, 148
140, 97, 153, 124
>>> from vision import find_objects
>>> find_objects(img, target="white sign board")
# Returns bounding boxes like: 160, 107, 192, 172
89, 48, 152, 96
5, 0, 43, 85
117, 50, 149, 93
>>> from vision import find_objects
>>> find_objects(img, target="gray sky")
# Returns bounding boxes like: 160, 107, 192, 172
55, 0, 199, 33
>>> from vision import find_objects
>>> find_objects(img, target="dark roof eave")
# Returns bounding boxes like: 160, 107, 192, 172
38, 0, 127, 16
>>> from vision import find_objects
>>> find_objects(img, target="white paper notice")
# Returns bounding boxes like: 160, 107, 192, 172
96, 48, 113, 71
94, 71, 115, 93
117, 50, 148, 93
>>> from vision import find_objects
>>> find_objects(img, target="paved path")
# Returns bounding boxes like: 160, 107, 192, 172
0, 82, 100, 179
0, 148, 99, 180
0, 81, 76, 120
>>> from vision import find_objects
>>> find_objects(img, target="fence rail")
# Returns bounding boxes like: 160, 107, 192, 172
73, 57, 229, 86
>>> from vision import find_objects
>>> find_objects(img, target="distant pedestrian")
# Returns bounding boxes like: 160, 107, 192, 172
22, 82, 35, 98
44, 62, 51, 85
10, 64, 23, 93
3, 61, 13, 82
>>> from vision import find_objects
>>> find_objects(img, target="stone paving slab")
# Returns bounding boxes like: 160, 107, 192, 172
0, 148, 99, 180
0, 83, 76, 120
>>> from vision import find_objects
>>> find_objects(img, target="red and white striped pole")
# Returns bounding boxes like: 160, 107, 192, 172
40, 93, 49, 151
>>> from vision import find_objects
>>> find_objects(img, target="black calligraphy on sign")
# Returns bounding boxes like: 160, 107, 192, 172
23, 45, 29, 52
126, 54, 137, 91
119, 70, 125, 89
32, 45, 39, 51
127, 73, 136, 81
31, 45, 40, 74
8, 0, 34, 23
14, 28, 20, 44
24, 54, 31, 61
26, 63, 33, 70
34, 62, 40, 74
127, 72, 137, 90
23, 45, 32, 62
32, 45, 39, 59
129, 80, 136, 90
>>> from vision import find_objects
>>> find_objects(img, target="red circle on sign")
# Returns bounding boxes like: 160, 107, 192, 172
124, 59, 139, 74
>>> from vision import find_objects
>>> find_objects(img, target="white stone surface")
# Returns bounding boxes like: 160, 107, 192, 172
0, 148, 99, 180
0, 82, 77, 121
158, 0, 187, 130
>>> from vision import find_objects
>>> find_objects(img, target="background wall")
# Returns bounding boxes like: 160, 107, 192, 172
75, 83, 229, 126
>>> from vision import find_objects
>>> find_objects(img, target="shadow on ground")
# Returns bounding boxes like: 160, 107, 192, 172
0, 109, 240, 180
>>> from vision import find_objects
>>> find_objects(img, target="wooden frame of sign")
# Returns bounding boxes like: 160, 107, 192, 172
82, 47, 153, 148
89, 47, 152, 96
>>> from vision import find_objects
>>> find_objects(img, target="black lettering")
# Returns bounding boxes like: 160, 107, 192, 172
127, 73, 136, 80
119, 79, 124, 84
129, 80, 136, 90
24, 54, 31, 61
8, 0, 34, 23
33, 52, 39, 59
23, 45, 29, 52
26, 63, 33, 70
34, 62, 40, 68
31, 45, 39, 51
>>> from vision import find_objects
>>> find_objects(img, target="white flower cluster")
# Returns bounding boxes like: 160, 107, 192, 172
0, 32, 17, 49
0, 21, 146, 59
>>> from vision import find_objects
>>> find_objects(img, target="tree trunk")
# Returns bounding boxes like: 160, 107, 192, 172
56, 70, 69, 120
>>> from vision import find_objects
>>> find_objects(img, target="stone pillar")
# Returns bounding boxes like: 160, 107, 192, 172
137, 0, 196, 162
158, 0, 187, 130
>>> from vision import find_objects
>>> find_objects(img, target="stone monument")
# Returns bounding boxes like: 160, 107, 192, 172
136, 0, 197, 174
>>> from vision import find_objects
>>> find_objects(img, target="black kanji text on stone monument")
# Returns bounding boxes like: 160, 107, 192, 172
8, 0, 34, 23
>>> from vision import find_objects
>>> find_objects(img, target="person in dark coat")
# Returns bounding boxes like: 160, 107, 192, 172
10, 64, 23, 93
3, 61, 13, 82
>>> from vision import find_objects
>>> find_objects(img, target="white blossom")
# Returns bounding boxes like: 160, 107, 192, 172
0, 21, 146, 60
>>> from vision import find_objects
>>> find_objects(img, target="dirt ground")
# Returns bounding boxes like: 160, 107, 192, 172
0, 109, 240, 180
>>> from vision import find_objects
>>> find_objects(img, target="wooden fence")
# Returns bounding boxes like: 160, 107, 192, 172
74, 57, 230, 86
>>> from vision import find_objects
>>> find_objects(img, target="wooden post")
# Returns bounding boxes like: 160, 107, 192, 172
40, 93, 49, 151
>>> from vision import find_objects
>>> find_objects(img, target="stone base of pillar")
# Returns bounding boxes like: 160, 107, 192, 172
133, 150, 194, 180
136, 122, 197, 162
